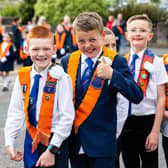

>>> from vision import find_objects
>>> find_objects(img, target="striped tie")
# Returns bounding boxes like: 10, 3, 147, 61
82, 57, 93, 94
128, 54, 138, 116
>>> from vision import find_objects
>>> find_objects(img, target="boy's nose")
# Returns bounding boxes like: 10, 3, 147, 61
38, 49, 45, 55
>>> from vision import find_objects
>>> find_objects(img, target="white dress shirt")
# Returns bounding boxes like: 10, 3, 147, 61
128, 49, 168, 116
4, 64, 75, 147
80, 48, 102, 78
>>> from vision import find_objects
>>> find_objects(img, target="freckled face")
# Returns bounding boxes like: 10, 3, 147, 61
28, 38, 55, 73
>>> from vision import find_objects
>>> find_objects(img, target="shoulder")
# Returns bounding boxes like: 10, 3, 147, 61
49, 64, 70, 81
113, 54, 128, 67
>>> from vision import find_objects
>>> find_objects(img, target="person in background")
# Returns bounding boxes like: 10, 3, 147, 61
0, 32, 14, 91
11, 16, 23, 64
116, 13, 126, 51
4, 25, 75, 168
54, 24, 67, 63
106, 15, 114, 30
103, 27, 116, 51
62, 15, 73, 53
20, 29, 32, 66
104, 27, 129, 168
112, 20, 122, 52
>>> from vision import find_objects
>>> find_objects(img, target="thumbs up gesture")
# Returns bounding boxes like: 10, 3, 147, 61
97, 56, 113, 79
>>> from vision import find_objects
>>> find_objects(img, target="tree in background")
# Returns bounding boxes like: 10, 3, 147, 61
18, 0, 37, 24
34, 0, 109, 25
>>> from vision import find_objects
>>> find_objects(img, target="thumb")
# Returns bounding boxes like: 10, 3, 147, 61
102, 56, 107, 64
35, 158, 40, 167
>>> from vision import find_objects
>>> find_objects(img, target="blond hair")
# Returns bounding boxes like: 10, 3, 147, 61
127, 14, 153, 31
104, 27, 115, 37
73, 12, 104, 34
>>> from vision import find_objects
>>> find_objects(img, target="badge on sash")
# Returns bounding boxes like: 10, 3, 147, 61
45, 94, 50, 101
44, 81, 56, 93
91, 76, 104, 89
22, 84, 27, 93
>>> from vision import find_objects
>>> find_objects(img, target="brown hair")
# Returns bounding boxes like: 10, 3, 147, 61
127, 14, 153, 31
26, 25, 53, 44
73, 12, 104, 34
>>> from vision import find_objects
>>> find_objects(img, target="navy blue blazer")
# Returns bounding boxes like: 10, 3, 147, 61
61, 53, 143, 158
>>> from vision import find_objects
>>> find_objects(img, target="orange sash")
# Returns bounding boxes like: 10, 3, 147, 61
125, 49, 155, 95
67, 46, 117, 133
71, 29, 77, 47
55, 32, 66, 50
0, 42, 12, 59
18, 66, 57, 152
163, 54, 168, 110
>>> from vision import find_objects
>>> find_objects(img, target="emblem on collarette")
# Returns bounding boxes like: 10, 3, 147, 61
142, 74, 147, 80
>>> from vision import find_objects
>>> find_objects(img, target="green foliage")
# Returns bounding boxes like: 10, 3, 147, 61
111, 3, 167, 25
0, 5, 19, 16
35, 0, 109, 25
18, 2, 35, 24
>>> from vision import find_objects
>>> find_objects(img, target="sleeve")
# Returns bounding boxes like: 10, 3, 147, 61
154, 56, 168, 85
50, 73, 75, 147
4, 76, 25, 146
109, 55, 144, 104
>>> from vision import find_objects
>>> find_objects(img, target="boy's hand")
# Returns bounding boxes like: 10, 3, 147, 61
6, 146, 23, 161
97, 57, 113, 79
35, 149, 55, 167
145, 131, 158, 152
164, 110, 168, 119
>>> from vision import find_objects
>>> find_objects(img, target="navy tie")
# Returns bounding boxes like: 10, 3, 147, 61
24, 74, 41, 168
82, 57, 93, 94
129, 54, 138, 79
128, 54, 138, 116
29, 74, 41, 126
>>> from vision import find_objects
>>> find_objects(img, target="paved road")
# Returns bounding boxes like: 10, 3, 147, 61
0, 49, 168, 168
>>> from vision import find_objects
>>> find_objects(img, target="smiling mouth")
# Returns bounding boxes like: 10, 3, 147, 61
36, 57, 47, 61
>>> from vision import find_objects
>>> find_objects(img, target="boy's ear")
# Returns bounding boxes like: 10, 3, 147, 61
24, 45, 29, 55
125, 32, 128, 40
102, 30, 106, 40
148, 32, 154, 41
53, 45, 57, 54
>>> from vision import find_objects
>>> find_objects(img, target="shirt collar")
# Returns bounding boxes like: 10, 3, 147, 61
81, 48, 103, 65
31, 63, 51, 79
130, 48, 146, 59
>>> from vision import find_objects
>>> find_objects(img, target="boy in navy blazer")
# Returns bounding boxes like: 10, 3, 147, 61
61, 12, 143, 168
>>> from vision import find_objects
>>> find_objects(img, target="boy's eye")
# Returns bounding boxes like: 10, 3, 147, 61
78, 40, 85, 44
105, 44, 109, 47
32, 48, 39, 51
140, 29, 147, 33
129, 29, 136, 32
44, 48, 51, 51
89, 39, 96, 42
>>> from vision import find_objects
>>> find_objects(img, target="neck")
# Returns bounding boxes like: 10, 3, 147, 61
131, 46, 146, 54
